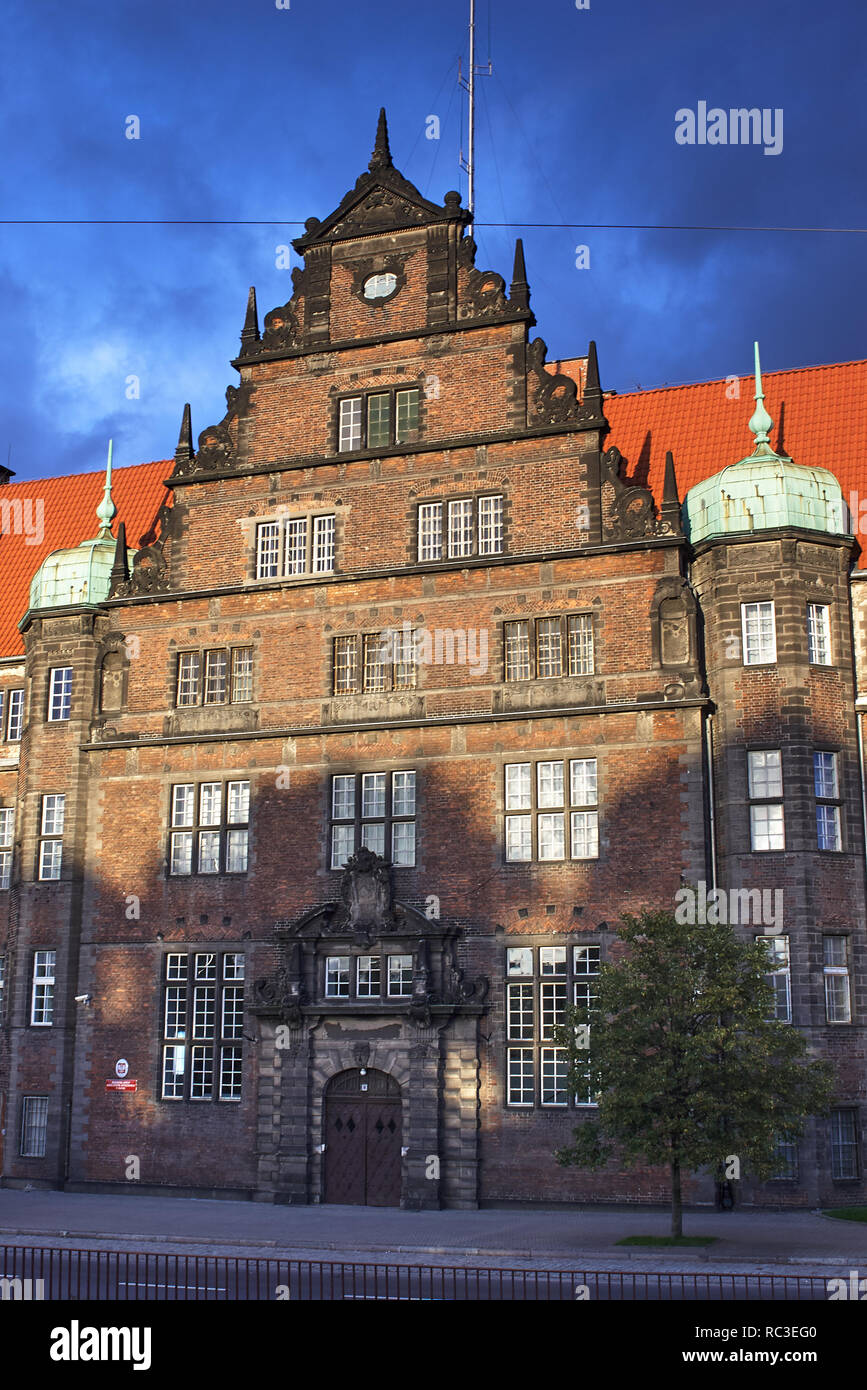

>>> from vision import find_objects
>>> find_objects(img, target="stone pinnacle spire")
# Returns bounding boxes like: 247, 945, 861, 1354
241, 286, 260, 350
95, 439, 116, 538
509, 238, 530, 312
369, 107, 393, 172
748, 340, 774, 452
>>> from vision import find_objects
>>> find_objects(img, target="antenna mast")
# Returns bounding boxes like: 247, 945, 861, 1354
459, 0, 492, 216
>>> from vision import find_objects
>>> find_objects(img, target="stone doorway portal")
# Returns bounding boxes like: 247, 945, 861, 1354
322, 1068, 402, 1207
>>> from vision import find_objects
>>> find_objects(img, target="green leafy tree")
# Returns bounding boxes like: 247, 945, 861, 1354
554, 906, 833, 1236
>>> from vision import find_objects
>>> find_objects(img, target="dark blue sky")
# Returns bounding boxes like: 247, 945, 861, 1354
2, 0, 865, 481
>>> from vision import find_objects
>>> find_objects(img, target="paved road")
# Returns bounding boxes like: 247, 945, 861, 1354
0, 1244, 830, 1301
0, 1189, 866, 1272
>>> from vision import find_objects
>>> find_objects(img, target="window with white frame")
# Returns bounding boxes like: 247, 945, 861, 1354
505, 758, 598, 862
47, 667, 72, 721
325, 956, 350, 999
160, 951, 245, 1102
0, 805, 12, 890
762, 935, 792, 1022
332, 630, 417, 695
19, 1096, 49, 1157
823, 936, 851, 1024
38, 794, 65, 880
747, 750, 784, 851
169, 780, 250, 876
741, 601, 776, 665
807, 603, 831, 665
505, 944, 601, 1108
416, 496, 504, 561
830, 1109, 859, 1180
255, 514, 336, 579
330, 771, 416, 868
504, 614, 594, 680
814, 751, 842, 851
31, 950, 56, 1026
176, 647, 253, 707
338, 387, 420, 453
573, 945, 601, 1105
324, 951, 414, 1002
388, 953, 413, 997
1, 688, 24, 742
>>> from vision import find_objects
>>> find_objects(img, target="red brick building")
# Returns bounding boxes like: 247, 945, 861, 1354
1, 111, 865, 1209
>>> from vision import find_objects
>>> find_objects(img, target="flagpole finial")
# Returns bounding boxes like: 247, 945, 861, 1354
96, 438, 117, 537
748, 341, 774, 450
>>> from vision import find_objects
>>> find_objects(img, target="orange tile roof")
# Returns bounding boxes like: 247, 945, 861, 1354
1, 357, 865, 660
0, 461, 171, 658
558, 357, 867, 562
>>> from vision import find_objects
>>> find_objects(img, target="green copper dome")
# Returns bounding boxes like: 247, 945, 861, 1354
28, 442, 135, 611
684, 344, 849, 545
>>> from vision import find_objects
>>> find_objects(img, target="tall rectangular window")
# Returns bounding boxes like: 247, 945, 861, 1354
418, 503, 443, 562
0, 953, 4, 1021
741, 601, 776, 665
387, 954, 413, 997
256, 521, 281, 578
367, 394, 391, 450
339, 397, 363, 452
763, 935, 792, 1022
38, 794, 65, 881
814, 751, 842, 851
824, 936, 852, 1023
504, 621, 532, 681
477, 495, 504, 555
161, 952, 244, 1102
177, 652, 201, 707
748, 750, 784, 851
807, 603, 831, 665
567, 614, 595, 675
231, 648, 253, 704
280, 517, 305, 575
31, 950, 56, 1026
395, 389, 419, 443
312, 514, 335, 574
203, 650, 228, 705
0, 805, 12, 890
333, 636, 359, 695
536, 619, 563, 678
325, 956, 350, 999
6, 689, 24, 742
19, 1096, 49, 1158
448, 499, 474, 558
830, 1110, 859, 1180
48, 667, 72, 722
505, 945, 600, 1108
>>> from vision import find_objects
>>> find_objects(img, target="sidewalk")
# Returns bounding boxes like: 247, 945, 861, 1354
1, 1188, 867, 1269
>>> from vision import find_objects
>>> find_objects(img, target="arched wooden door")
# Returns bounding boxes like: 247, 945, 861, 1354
323, 1069, 402, 1207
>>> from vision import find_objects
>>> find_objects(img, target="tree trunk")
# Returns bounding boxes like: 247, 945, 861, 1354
670, 1157, 683, 1238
